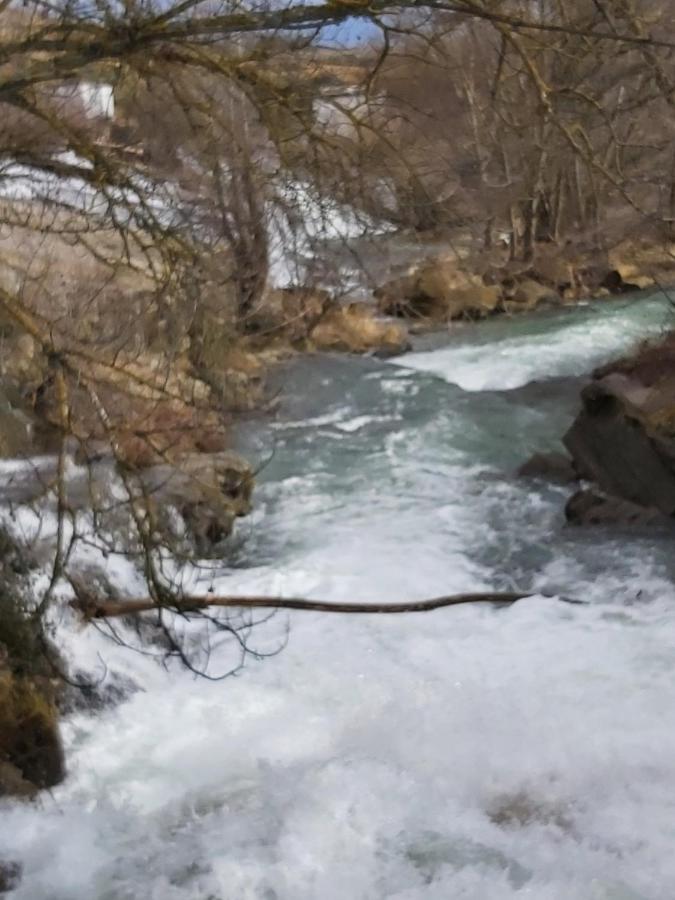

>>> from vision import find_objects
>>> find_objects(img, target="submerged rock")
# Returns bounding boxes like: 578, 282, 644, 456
405, 831, 531, 889
0, 860, 22, 894
517, 451, 578, 484
565, 488, 663, 526
487, 790, 575, 832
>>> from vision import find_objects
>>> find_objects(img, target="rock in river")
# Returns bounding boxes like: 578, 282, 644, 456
564, 359, 675, 516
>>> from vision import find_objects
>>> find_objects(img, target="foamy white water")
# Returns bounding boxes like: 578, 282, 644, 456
2, 296, 675, 899
395, 294, 672, 391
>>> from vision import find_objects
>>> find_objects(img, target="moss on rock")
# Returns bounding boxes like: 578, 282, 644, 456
0, 533, 65, 798
0, 671, 64, 792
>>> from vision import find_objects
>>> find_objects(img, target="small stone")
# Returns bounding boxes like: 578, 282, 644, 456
0, 860, 22, 894
565, 488, 663, 526
517, 451, 578, 484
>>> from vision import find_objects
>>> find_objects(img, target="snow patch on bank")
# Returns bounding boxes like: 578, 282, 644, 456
268, 180, 393, 289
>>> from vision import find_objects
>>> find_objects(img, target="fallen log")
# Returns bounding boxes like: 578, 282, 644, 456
70, 589, 577, 620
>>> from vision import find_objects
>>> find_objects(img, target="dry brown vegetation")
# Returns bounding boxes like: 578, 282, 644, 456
306, 1, 675, 266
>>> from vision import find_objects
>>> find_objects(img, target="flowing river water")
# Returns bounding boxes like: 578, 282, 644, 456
3, 294, 675, 899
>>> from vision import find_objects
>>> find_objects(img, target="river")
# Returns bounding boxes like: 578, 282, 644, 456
3, 294, 675, 900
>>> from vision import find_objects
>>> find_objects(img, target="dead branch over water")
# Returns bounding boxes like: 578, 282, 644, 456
71, 590, 578, 619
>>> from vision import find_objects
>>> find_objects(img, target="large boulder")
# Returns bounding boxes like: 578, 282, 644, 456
41, 450, 255, 555
309, 303, 410, 356
607, 238, 675, 288
442, 283, 502, 319
375, 257, 502, 322
0, 669, 65, 797
564, 342, 675, 516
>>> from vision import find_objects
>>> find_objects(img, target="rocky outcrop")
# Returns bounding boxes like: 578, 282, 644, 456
375, 257, 502, 323
309, 303, 410, 356
374, 249, 587, 325
374, 237, 675, 327
564, 374, 675, 515
205, 288, 409, 368
529, 248, 576, 293
563, 335, 675, 521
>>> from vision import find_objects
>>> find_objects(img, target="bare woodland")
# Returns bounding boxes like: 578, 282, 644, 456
1, 0, 675, 793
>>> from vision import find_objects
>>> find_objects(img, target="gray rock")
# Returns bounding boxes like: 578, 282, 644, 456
564, 375, 675, 515
517, 451, 578, 484
565, 488, 663, 526
0, 860, 22, 894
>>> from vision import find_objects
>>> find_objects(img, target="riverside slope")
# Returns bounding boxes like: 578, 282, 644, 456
2, 293, 675, 900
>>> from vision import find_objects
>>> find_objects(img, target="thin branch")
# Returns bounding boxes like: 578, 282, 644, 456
71, 589, 582, 620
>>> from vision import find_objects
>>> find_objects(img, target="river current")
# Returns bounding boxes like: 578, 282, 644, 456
3, 294, 675, 899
